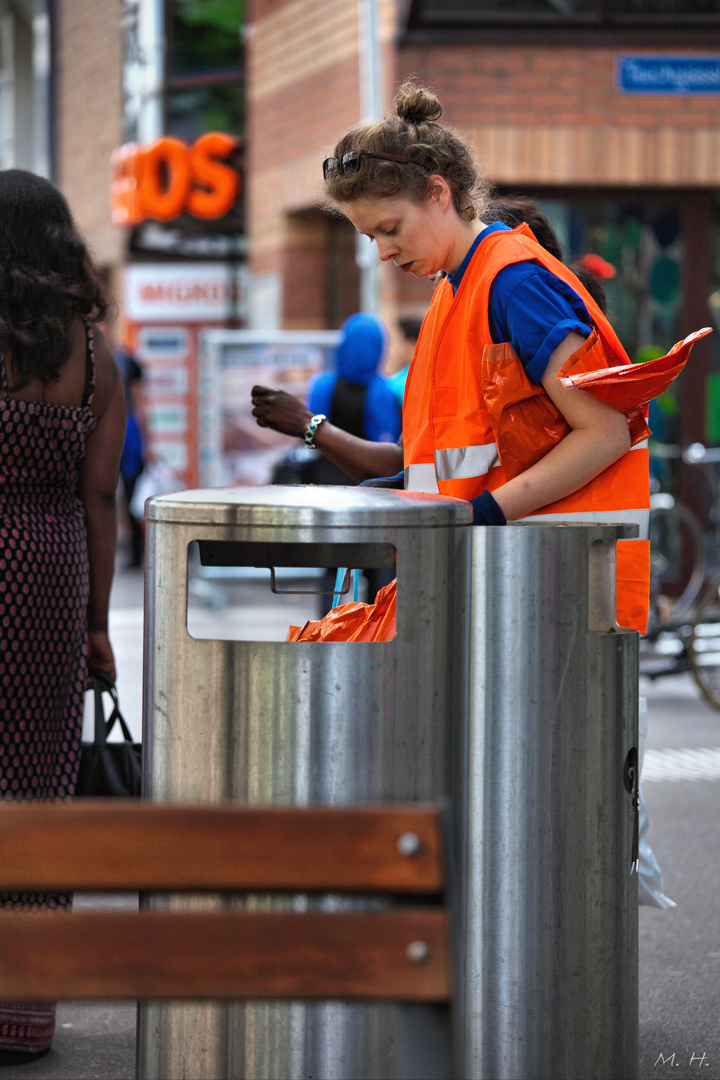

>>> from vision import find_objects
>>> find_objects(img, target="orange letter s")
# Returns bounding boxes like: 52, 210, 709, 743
188, 132, 240, 220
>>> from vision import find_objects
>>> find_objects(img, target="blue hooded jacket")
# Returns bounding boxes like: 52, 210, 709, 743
306, 313, 401, 443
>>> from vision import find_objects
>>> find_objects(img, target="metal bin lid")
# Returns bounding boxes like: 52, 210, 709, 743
146, 485, 472, 528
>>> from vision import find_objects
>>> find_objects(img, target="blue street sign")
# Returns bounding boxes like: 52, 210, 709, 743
618, 55, 720, 94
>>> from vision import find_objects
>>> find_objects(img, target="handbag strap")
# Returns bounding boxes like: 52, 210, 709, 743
91, 670, 135, 746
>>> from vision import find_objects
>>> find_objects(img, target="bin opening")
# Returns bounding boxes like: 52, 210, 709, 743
197, 541, 396, 570
187, 541, 397, 642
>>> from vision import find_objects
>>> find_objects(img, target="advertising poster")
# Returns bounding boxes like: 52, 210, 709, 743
199, 330, 340, 487
124, 263, 248, 488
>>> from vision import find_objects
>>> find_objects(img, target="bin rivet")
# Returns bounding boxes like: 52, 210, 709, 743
397, 832, 421, 856
406, 940, 430, 964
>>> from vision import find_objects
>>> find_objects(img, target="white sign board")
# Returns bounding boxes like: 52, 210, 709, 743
125, 263, 247, 321
199, 330, 340, 487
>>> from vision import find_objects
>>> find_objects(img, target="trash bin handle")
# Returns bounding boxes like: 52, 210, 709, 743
269, 566, 352, 596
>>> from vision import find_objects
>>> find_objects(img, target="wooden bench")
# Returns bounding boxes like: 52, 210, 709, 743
0, 802, 452, 1007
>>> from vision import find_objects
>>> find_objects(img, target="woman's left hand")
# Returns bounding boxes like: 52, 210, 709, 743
87, 630, 116, 684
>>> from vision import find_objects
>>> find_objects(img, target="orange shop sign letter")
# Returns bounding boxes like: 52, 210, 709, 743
111, 132, 240, 226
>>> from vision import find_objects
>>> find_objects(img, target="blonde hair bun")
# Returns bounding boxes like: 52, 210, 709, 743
394, 82, 443, 125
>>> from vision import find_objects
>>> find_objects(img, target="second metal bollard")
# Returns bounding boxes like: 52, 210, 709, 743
464, 523, 639, 1080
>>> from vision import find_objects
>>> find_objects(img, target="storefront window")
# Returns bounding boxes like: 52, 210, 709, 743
703, 196, 720, 443
412, 0, 601, 24
165, 0, 244, 141
168, 0, 243, 78
616, 0, 720, 18
408, 0, 720, 26
539, 200, 684, 359
532, 198, 688, 482
166, 82, 243, 143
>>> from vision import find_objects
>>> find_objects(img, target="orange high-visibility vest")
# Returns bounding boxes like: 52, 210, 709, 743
403, 225, 651, 632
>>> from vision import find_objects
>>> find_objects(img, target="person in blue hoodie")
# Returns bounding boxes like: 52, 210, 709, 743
269, 312, 401, 489
307, 311, 401, 447
263, 313, 400, 610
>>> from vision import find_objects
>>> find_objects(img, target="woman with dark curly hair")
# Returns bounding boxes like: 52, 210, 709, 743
0, 169, 125, 1061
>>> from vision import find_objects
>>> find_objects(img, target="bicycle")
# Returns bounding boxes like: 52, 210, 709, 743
647, 442, 707, 628
687, 574, 720, 710
642, 442, 720, 710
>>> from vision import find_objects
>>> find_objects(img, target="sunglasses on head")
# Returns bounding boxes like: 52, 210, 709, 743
322, 148, 430, 181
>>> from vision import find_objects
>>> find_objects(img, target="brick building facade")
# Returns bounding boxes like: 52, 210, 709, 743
246, 0, 387, 329
246, 0, 720, 451
35, 0, 720, 457
407, 45, 720, 187
54, 0, 124, 288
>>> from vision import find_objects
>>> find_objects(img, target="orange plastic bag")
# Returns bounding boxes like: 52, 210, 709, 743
483, 326, 711, 481
558, 326, 712, 427
482, 341, 571, 481
286, 579, 397, 642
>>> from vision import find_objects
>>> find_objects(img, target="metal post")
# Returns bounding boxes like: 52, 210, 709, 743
464, 523, 639, 1080
32, 0, 52, 179
356, 0, 383, 316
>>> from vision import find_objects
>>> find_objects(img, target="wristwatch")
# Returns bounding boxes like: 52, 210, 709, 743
304, 414, 327, 449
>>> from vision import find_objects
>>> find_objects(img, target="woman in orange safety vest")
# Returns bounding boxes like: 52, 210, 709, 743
318, 81, 708, 634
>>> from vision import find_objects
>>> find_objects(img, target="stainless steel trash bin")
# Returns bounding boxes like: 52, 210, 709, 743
136, 485, 472, 1080
464, 523, 640, 1080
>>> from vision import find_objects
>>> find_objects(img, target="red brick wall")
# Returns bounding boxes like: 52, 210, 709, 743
283, 211, 329, 329
277, 211, 361, 329
248, 7, 720, 329
398, 45, 720, 185
247, 0, 397, 328
248, 0, 296, 21
400, 46, 720, 132
55, 0, 124, 274
252, 58, 361, 171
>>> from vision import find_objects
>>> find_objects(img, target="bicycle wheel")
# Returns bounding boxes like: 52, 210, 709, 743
688, 574, 720, 711
649, 494, 706, 625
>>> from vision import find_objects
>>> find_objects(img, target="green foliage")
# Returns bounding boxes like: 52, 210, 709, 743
169, 0, 244, 77
173, 0, 244, 34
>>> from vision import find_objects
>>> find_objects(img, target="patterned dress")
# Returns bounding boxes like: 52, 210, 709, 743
0, 327, 97, 1054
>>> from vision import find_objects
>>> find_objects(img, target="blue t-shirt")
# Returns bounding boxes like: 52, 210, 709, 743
447, 222, 593, 385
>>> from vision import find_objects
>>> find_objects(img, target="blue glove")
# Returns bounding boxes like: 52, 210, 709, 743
469, 489, 506, 525
359, 470, 406, 490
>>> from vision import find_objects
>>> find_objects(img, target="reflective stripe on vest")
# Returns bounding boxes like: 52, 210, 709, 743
435, 442, 499, 482
430, 436, 648, 489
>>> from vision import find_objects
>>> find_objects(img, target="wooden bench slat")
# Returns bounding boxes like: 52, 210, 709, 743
0, 911, 450, 1002
0, 804, 443, 893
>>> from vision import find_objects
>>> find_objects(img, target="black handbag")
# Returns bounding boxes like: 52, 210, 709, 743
75, 670, 142, 798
